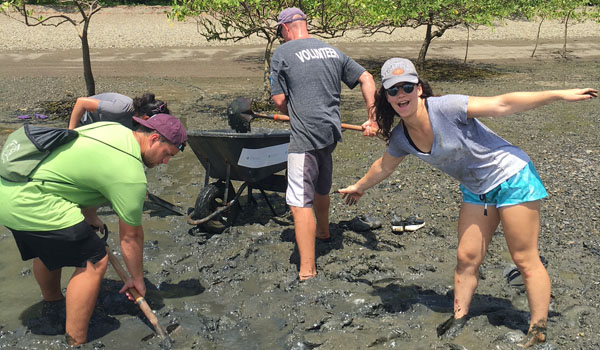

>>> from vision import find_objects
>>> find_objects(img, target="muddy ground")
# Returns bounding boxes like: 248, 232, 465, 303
1, 25, 600, 350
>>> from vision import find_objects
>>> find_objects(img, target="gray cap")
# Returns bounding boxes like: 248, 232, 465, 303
277, 7, 306, 25
381, 58, 419, 89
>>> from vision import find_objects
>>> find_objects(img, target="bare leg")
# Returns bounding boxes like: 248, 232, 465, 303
500, 201, 549, 345
314, 193, 330, 240
453, 202, 500, 318
290, 205, 317, 280
33, 258, 64, 301
65, 255, 109, 345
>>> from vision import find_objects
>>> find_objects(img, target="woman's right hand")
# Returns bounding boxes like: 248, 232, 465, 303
338, 185, 364, 206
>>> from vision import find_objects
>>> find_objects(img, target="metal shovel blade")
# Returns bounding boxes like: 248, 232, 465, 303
227, 97, 253, 133
146, 192, 184, 216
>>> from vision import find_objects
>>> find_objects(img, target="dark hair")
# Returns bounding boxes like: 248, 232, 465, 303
133, 92, 170, 117
375, 79, 434, 141
134, 124, 170, 144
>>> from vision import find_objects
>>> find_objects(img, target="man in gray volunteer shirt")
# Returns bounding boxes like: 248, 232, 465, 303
270, 7, 376, 281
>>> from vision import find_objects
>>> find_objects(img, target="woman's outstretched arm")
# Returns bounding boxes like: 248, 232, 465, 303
467, 88, 597, 118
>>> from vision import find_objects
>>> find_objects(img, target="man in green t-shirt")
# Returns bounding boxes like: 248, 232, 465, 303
0, 113, 187, 345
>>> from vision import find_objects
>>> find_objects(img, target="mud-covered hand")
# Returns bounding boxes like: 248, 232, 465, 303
338, 185, 364, 206
560, 88, 597, 101
119, 277, 146, 301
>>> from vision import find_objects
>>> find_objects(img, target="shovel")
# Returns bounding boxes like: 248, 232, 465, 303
105, 245, 173, 347
146, 191, 184, 216
227, 97, 363, 133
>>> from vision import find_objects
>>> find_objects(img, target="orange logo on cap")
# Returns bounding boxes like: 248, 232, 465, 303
392, 68, 404, 75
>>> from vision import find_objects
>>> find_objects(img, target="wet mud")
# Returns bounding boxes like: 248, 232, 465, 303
1, 46, 599, 349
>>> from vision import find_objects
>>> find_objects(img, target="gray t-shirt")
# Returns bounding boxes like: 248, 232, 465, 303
80, 93, 135, 129
270, 38, 365, 152
387, 94, 530, 194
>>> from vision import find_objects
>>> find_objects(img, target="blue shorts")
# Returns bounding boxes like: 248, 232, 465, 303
460, 161, 548, 208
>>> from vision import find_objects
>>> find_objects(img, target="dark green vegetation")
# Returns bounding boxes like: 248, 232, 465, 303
2, 1, 598, 100
169, 0, 599, 99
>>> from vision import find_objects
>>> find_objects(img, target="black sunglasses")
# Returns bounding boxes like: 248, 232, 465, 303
276, 25, 282, 38
178, 142, 186, 152
386, 83, 416, 96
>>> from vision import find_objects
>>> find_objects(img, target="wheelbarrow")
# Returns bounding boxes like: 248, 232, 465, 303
186, 128, 291, 233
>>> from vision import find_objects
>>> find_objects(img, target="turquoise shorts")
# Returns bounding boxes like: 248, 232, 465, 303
460, 161, 548, 208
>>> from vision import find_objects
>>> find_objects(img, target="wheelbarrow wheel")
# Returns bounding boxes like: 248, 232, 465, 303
191, 181, 240, 234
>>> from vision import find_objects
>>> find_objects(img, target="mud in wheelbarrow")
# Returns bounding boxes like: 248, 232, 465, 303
186, 128, 290, 233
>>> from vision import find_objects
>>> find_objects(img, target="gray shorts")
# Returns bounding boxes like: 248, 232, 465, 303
286, 143, 336, 208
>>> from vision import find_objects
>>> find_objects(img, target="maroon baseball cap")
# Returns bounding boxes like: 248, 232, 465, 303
133, 113, 187, 151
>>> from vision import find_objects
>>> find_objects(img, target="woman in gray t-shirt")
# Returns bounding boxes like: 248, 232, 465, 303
68, 92, 169, 130
339, 58, 597, 348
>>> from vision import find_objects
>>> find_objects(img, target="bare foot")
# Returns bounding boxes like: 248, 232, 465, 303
517, 321, 546, 348
316, 234, 331, 242
298, 273, 317, 281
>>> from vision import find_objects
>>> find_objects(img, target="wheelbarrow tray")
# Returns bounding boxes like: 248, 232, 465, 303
187, 128, 290, 184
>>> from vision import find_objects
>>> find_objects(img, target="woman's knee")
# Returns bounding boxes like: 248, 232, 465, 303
511, 254, 546, 278
455, 249, 484, 273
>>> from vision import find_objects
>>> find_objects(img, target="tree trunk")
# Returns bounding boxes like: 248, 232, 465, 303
531, 17, 544, 58
417, 23, 433, 70
261, 38, 275, 102
80, 20, 95, 96
562, 11, 571, 59
463, 25, 470, 64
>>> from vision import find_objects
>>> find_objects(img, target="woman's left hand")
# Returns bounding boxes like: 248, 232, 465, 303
561, 88, 598, 101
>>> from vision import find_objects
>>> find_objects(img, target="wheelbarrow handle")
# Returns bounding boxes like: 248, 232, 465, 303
253, 112, 363, 131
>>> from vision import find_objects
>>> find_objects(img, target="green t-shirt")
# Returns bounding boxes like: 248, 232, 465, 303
0, 122, 147, 231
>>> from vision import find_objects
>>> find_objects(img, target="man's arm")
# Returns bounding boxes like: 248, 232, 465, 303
118, 218, 146, 297
272, 93, 288, 115
68, 97, 100, 129
357, 71, 377, 136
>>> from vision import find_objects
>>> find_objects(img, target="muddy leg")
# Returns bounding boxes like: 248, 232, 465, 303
33, 258, 64, 302
500, 201, 549, 346
291, 206, 317, 280
314, 193, 330, 241
453, 202, 499, 318
65, 255, 108, 345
